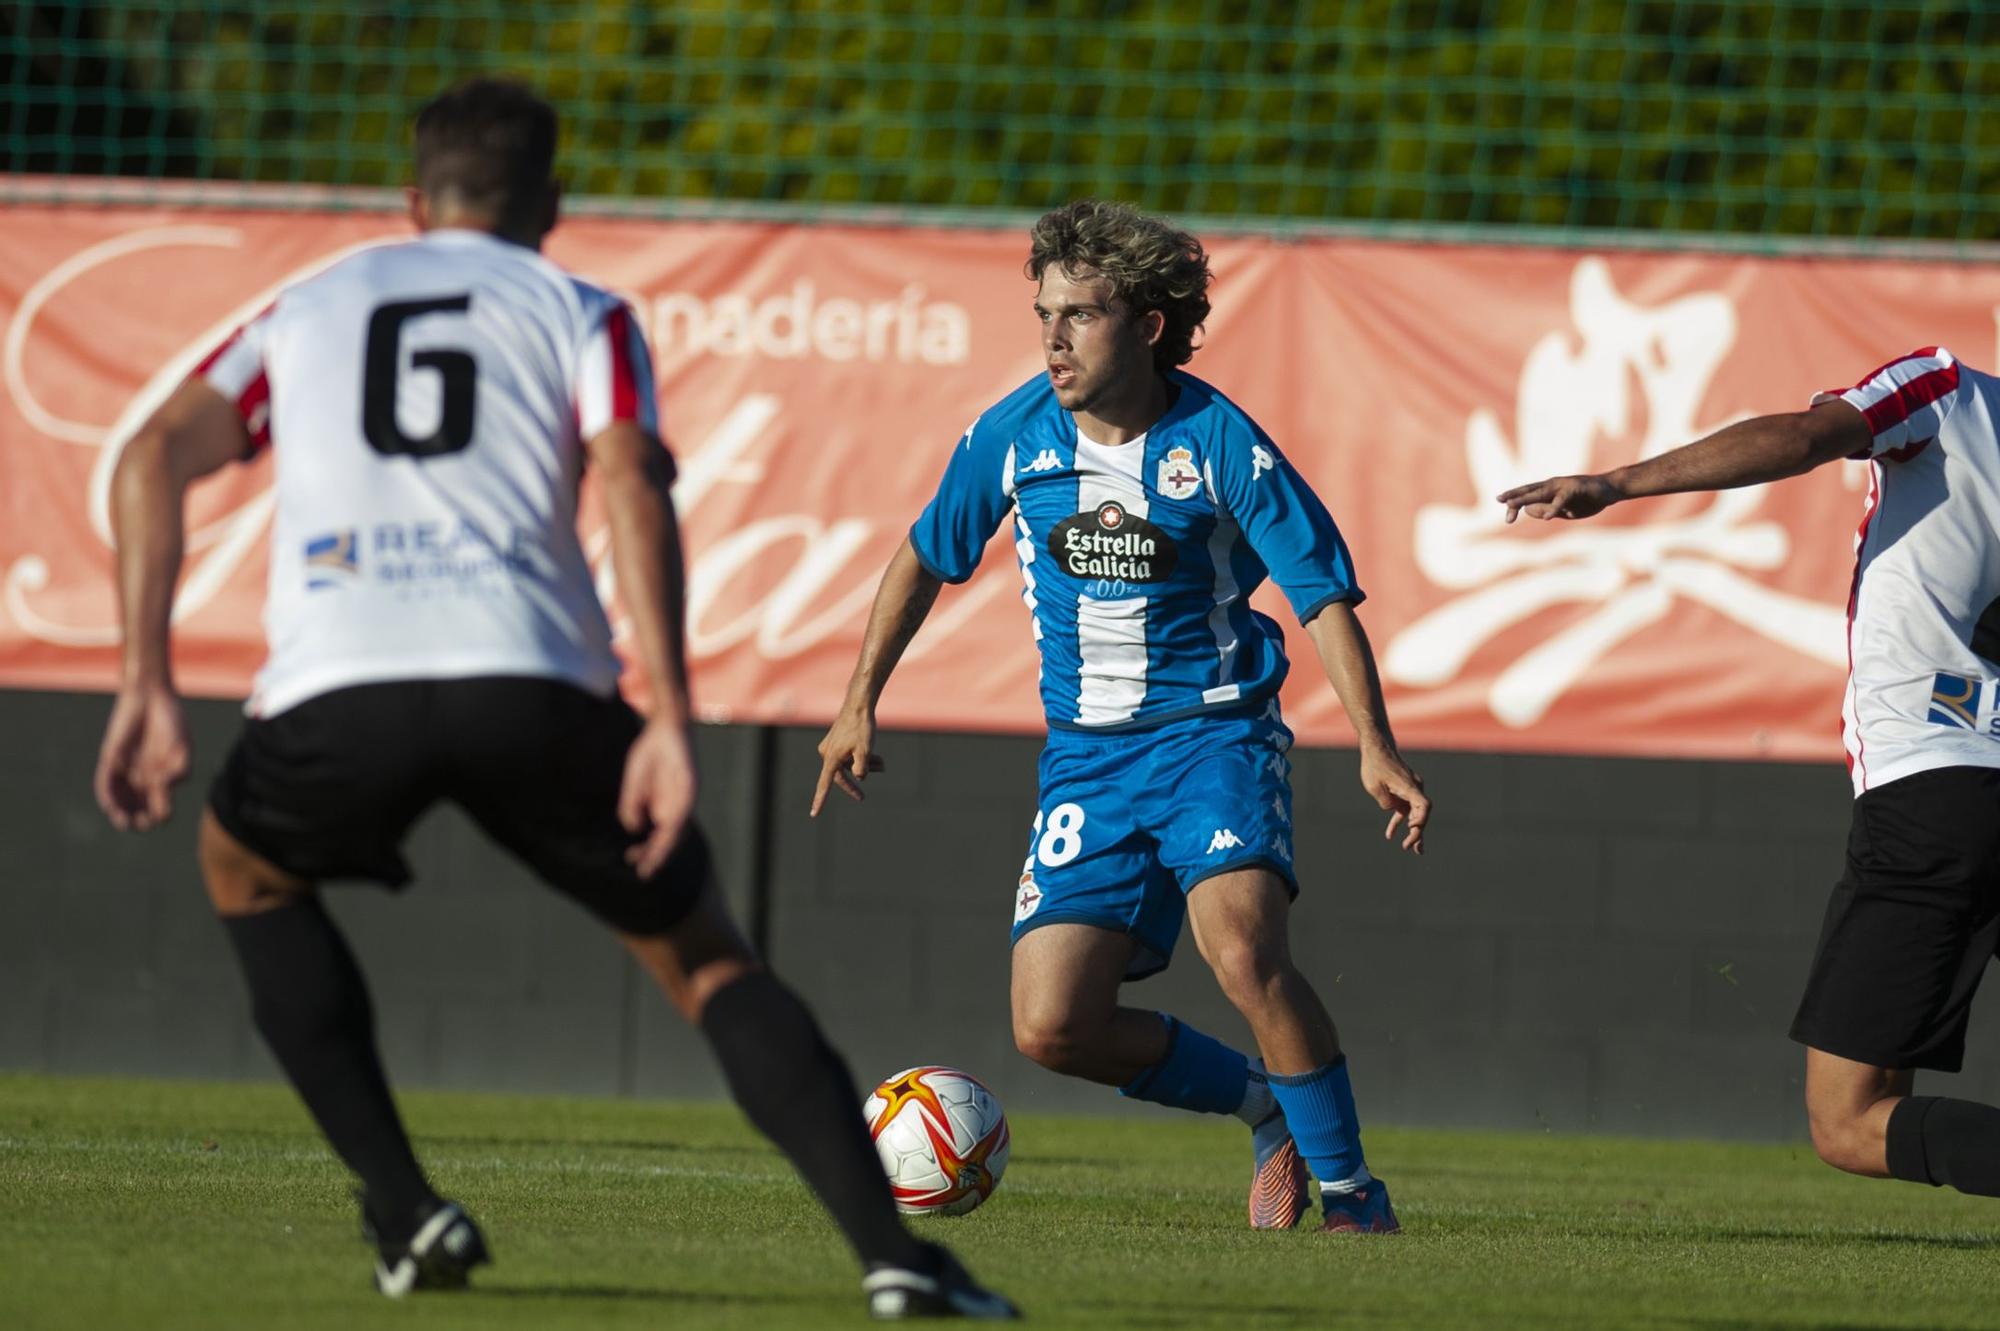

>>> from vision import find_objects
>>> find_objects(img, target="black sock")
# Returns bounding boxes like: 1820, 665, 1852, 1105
1886, 1095, 2000, 1196
700, 970, 924, 1271
223, 899, 436, 1237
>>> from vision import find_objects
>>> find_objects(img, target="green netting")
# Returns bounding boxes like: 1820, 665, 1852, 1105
5, 1, 1998, 245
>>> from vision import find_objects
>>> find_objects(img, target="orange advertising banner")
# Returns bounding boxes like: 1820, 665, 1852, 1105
6, 203, 1998, 760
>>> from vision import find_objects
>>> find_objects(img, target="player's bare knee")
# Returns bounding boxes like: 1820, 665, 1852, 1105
1013, 1013, 1099, 1074
198, 811, 308, 917
1806, 1105, 1874, 1175
1206, 937, 1287, 1015
621, 928, 759, 1024
1810, 1126, 1869, 1175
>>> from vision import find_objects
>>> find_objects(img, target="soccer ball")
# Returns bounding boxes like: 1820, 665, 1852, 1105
864, 1066, 1010, 1216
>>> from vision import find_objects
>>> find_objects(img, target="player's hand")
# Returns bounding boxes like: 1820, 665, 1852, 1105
619, 716, 699, 878
1360, 745, 1429, 855
1497, 473, 1622, 523
811, 707, 887, 816
93, 681, 190, 832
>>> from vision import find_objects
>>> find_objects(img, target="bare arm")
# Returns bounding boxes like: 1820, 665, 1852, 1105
94, 381, 250, 829
1499, 400, 1870, 523
1303, 600, 1430, 854
588, 422, 696, 876
591, 423, 691, 727
811, 538, 944, 815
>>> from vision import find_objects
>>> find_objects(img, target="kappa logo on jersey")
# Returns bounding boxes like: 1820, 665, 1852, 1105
1020, 448, 1062, 474
1207, 828, 1245, 854
1251, 444, 1276, 481
1013, 872, 1044, 923
1157, 446, 1202, 500
304, 530, 360, 591
1270, 793, 1289, 825
1047, 501, 1180, 582
1929, 672, 1983, 730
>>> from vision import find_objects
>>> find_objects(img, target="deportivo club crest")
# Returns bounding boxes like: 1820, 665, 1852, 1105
1158, 446, 1202, 500
1014, 873, 1043, 923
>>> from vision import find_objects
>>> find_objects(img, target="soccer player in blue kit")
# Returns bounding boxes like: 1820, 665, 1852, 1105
814, 200, 1431, 1233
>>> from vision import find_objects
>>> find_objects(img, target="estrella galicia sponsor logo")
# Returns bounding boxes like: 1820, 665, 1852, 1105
1047, 501, 1178, 582
303, 529, 359, 591
1929, 671, 1983, 730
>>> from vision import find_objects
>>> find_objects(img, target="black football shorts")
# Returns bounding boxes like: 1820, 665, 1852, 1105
207, 676, 709, 936
1791, 765, 2000, 1073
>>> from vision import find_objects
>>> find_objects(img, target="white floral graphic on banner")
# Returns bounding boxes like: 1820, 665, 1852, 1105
1383, 257, 1846, 728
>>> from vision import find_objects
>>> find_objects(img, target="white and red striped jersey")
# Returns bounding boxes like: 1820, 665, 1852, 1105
1814, 347, 2000, 795
195, 227, 660, 717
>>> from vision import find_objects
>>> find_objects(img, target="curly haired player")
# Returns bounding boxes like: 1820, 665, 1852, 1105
815, 199, 1428, 1234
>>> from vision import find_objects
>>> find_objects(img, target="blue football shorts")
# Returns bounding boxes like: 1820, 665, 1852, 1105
1009, 701, 1298, 980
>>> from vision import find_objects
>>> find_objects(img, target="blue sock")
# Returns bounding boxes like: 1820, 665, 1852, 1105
1118, 1014, 1250, 1115
1267, 1056, 1371, 1192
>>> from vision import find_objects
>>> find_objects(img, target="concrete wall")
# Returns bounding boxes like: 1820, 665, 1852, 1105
8, 686, 1999, 1140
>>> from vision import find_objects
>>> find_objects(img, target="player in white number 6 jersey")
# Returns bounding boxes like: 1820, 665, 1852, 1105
91, 79, 1012, 1319
1504, 347, 2000, 1210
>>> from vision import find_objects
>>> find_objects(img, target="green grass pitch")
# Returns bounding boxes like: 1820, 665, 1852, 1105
3, 1072, 1996, 1330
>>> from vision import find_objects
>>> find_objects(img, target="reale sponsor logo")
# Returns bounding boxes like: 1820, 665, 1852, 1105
303, 529, 359, 591
1930, 671, 1983, 730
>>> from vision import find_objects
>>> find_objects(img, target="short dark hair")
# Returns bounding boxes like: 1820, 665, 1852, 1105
413, 78, 557, 225
1026, 200, 1212, 370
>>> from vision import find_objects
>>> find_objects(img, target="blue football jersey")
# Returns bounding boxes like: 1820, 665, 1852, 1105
909, 371, 1363, 731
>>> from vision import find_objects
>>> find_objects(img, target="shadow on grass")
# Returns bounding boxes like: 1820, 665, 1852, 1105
1707, 1226, 2000, 1251
1668, 1321, 1928, 1331
1062, 1298, 1932, 1331
1065, 1294, 1320, 1326
468, 1283, 826, 1309
414, 1133, 767, 1157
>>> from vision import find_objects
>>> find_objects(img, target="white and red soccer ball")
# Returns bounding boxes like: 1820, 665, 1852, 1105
864, 1066, 1010, 1216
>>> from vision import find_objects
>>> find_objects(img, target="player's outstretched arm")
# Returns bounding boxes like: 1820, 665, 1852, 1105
590, 421, 697, 877
811, 539, 942, 816
1498, 399, 1871, 523
1304, 601, 1430, 855
94, 381, 251, 831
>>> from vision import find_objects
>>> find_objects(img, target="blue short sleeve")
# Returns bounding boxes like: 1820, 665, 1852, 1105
1211, 422, 1362, 622
909, 414, 1015, 584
